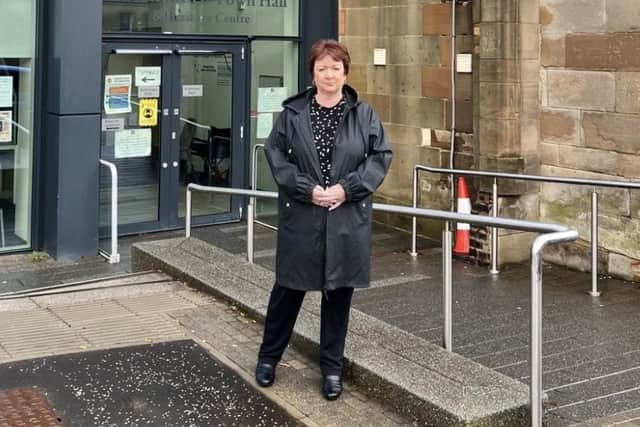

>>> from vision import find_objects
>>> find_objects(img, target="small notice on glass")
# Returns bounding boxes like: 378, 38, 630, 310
183, 85, 203, 97
138, 86, 160, 98
258, 87, 287, 113
139, 99, 158, 127
101, 118, 125, 131
0, 76, 13, 108
104, 75, 132, 115
114, 128, 151, 158
256, 113, 273, 139
0, 111, 12, 143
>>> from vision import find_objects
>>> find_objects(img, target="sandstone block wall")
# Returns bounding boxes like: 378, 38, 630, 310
339, 0, 474, 238
540, 0, 640, 280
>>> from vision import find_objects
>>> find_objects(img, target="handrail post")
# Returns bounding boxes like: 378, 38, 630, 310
530, 230, 579, 427
589, 191, 601, 297
531, 237, 544, 427
410, 167, 419, 256
247, 196, 255, 264
443, 228, 453, 351
248, 144, 263, 264
186, 184, 192, 238
0, 209, 4, 247
490, 178, 499, 274
98, 159, 120, 264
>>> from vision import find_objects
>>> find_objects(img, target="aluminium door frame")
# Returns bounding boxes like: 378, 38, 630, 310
99, 38, 249, 237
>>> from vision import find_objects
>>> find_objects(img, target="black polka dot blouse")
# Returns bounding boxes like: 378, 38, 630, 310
310, 95, 347, 187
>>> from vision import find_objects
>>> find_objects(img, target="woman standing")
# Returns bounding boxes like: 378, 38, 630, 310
255, 39, 392, 401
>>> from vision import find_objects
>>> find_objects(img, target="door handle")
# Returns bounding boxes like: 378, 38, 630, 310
162, 162, 168, 169
175, 49, 223, 55
172, 161, 178, 168
113, 49, 173, 55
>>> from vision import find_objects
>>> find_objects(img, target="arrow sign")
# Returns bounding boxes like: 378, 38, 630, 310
135, 66, 161, 87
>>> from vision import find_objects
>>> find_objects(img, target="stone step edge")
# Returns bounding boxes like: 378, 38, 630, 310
131, 237, 530, 427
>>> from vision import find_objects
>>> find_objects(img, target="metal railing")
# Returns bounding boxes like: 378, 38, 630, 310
249, 143, 277, 264
251, 143, 277, 232
0, 207, 5, 248
412, 165, 640, 297
185, 183, 578, 427
98, 159, 120, 264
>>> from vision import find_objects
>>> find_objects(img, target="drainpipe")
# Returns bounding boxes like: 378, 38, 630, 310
449, 0, 457, 213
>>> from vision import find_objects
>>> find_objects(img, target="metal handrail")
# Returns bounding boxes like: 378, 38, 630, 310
185, 183, 578, 427
412, 165, 640, 296
98, 159, 120, 264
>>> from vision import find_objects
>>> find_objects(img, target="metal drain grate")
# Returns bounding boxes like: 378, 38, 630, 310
0, 387, 62, 426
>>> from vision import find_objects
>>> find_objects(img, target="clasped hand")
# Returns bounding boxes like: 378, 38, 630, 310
312, 185, 346, 211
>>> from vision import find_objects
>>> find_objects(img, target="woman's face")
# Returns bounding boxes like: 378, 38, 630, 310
313, 54, 347, 96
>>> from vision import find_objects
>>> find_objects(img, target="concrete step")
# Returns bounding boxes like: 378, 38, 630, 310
131, 236, 531, 426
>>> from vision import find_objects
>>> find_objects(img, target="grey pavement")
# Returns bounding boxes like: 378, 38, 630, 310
2, 221, 640, 425
0, 270, 414, 426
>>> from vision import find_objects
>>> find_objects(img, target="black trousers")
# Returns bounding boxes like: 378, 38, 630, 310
258, 283, 354, 377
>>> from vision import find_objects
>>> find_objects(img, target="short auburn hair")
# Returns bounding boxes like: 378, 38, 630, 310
308, 39, 350, 76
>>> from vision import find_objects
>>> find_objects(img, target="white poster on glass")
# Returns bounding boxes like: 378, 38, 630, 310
114, 128, 151, 158
0, 111, 12, 143
104, 75, 132, 114
256, 113, 273, 139
257, 87, 287, 112
0, 76, 13, 108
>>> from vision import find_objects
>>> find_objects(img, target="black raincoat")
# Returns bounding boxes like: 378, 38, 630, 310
265, 85, 392, 292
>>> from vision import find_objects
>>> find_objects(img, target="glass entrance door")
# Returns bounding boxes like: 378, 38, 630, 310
99, 43, 245, 236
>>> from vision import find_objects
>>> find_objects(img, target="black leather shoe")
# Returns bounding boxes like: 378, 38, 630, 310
255, 362, 275, 387
322, 375, 343, 401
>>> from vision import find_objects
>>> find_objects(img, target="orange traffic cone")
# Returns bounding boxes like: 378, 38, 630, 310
453, 177, 471, 255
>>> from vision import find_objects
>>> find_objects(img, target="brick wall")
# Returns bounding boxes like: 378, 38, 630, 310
539, 0, 640, 280
339, 0, 474, 238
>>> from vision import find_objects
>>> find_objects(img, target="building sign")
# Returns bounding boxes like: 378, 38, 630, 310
103, 0, 299, 37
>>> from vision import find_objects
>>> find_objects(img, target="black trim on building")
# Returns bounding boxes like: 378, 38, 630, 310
27, 0, 338, 260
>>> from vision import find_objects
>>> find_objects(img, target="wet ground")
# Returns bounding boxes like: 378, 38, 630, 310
3, 221, 640, 425
0, 340, 300, 426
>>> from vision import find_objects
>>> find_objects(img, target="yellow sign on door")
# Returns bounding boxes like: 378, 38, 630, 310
139, 98, 158, 127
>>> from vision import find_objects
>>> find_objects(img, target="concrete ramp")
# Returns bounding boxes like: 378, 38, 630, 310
132, 237, 530, 426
